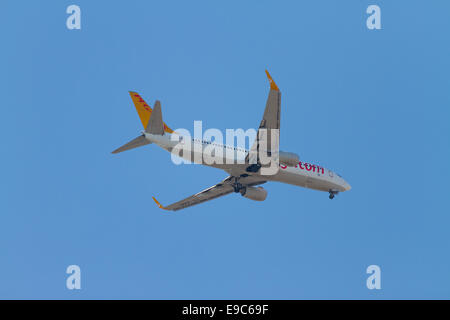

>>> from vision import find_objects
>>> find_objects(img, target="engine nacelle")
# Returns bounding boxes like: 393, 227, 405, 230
279, 151, 300, 167
240, 186, 268, 201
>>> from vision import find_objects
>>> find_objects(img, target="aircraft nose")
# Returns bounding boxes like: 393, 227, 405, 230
343, 181, 351, 191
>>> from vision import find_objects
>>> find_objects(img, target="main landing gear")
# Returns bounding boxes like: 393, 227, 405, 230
246, 163, 261, 173
232, 177, 244, 193
329, 190, 339, 199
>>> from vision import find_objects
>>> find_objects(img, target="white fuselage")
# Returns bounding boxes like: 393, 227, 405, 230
144, 132, 351, 193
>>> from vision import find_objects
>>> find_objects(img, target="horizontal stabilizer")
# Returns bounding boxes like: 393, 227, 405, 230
146, 100, 164, 135
111, 135, 151, 154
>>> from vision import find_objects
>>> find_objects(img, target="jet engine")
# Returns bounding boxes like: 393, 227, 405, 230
240, 186, 268, 201
279, 151, 300, 167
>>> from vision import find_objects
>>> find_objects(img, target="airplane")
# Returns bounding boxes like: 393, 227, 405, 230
112, 71, 351, 211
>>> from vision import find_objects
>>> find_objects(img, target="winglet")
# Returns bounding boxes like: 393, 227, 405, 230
265, 70, 279, 91
152, 196, 169, 211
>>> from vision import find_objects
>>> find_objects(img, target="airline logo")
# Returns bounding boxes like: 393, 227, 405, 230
134, 93, 152, 111
280, 161, 325, 175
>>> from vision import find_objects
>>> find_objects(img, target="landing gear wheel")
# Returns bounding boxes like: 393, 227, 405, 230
233, 185, 243, 193
246, 164, 261, 173
328, 190, 338, 199
232, 177, 243, 193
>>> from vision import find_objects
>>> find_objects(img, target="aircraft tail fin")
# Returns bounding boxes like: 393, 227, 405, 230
129, 92, 173, 134
112, 92, 172, 154
111, 135, 151, 154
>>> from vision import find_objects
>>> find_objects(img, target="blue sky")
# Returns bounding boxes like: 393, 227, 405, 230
1, 1, 449, 299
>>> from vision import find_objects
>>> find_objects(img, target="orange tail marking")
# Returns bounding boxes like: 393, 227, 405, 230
128, 92, 173, 133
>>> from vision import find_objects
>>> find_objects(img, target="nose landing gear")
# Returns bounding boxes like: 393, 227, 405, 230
329, 190, 339, 199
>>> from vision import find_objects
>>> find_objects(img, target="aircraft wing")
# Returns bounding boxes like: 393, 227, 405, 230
247, 70, 281, 165
152, 175, 266, 211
